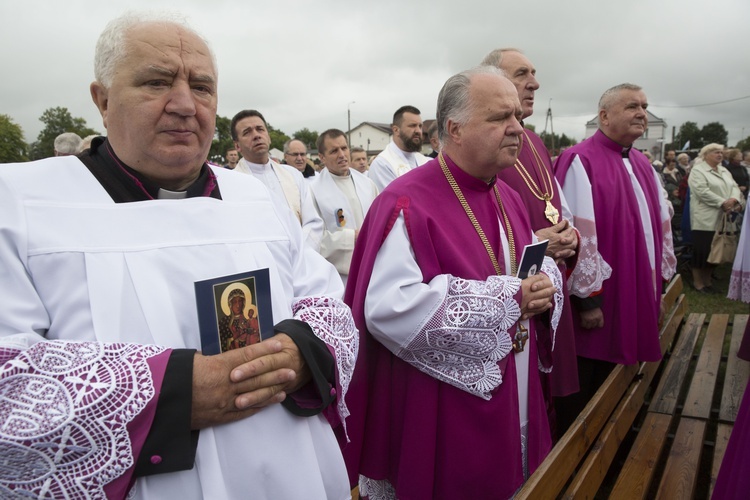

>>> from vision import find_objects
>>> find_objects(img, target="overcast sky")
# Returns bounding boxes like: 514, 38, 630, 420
3, 0, 749, 149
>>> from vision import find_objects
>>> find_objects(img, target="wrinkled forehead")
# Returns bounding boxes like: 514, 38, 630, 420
123, 22, 216, 73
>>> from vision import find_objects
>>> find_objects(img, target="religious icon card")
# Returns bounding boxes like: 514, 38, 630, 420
517, 239, 549, 279
195, 268, 274, 355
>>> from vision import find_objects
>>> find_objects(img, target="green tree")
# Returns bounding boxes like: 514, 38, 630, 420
736, 136, 750, 152
524, 123, 536, 133
30, 107, 99, 160
538, 131, 577, 156
700, 122, 728, 147
209, 114, 234, 164
267, 123, 290, 152
0, 114, 28, 163
293, 128, 319, 150
673, 121, 702, 150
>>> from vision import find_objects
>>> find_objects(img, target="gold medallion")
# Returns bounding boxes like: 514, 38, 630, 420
544, 200, 560, 225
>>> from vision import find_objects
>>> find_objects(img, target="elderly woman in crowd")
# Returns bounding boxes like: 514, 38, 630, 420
688, 143, 744, 292
725, 148, 749, 198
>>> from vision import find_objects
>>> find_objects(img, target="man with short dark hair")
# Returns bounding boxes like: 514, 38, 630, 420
0, 12, 356, 498
224, 147, 239, 169
554, 83, 676, 425
426, 122, 439, 158
344, 66, 562, 498
368, 105, 429, 190
283, 138, 316, 179
310, 129, 378, 285
231, 110, 324, 250
350, 147, 369, 174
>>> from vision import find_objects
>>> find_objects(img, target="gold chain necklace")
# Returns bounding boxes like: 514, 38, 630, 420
514, 130, 559, 224
439, 153, 516, 276
438, 153, 527, 353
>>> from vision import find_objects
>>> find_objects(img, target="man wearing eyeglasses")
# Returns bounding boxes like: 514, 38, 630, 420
283, 138, 316, 180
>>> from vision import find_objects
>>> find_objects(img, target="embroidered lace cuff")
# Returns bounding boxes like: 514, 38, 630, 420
397, 275, 521, 400
359, 476, 397, 500
0, 341, 165, 498
661, 218, 677, 280
539, 256, 564, 373
292, 296, 358, 433
568, 217, 612, 297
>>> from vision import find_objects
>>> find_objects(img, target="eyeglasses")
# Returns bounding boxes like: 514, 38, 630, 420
285, 152, 307, 157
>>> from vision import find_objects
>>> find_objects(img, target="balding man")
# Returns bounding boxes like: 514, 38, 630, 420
483, 48, 611, 431
554, 83, 676, 424
283, 138, 316, 179
345, 66, 562, 498
0, 12, 356, 498
368, 105, 429, 191
54, 132, 82, 156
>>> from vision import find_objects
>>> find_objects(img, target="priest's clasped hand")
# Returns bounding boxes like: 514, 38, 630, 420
520, 273, 556, 320
191, 334, 310, 429
535, 219, 578, 264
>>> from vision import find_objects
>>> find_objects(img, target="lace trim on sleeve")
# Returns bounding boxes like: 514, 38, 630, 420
359, 475, 397, 500
396, 275, 521, 400
538, 256, 564, 374
661, 217, 677, 281
0, 341, 165, 499
292, 296, 358, 432
567, 217, 612, 298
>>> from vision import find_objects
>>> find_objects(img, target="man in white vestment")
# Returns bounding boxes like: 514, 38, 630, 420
231, 109, 324, 251
368, 105, 430, 191
0, 12, 357, 499
310, 129, 379, 285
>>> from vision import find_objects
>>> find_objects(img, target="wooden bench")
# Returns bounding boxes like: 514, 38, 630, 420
517, 274, 750, 499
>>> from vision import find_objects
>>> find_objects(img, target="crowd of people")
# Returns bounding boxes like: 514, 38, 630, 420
1, 11, 747, 500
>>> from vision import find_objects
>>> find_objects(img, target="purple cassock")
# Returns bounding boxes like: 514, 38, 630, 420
554, 130, 673, 364
497, 128, 579, 397
342, 154, 557, 499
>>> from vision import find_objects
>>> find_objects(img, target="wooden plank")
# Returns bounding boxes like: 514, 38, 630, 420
563, 358, 662, 500
516, 363, 638, 499
661, 274, 683, 320
658, 295, 687, 354
609, 412, 672, 500
655, 418, 706, 499
649, 312, 704, 415
719, 314, 750, 422
682, 314, 728, 419
710, 423, 733, 498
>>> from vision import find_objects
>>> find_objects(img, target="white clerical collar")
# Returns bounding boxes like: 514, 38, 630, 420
157, 188, 188, 199
391, 141, 418, 166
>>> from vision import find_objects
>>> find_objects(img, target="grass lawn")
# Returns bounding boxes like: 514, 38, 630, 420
679, 262, 748, 316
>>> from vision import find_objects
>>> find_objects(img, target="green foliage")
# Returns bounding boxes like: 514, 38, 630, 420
700, 122, 728, 147
524, 123, 536, 133
0, 114, 28, 163
267, 123, 290, 152
538, 131, 577, 156
675, 121, 702, 150
208, 114, 234, 165
29, 107, 99, 160
292, 128, 319, 150
736, 136, 750, 151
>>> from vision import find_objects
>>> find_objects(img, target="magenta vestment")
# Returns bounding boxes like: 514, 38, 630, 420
497, 128, 579, 397
554, 130, 667, 364
343, 155, 553, 499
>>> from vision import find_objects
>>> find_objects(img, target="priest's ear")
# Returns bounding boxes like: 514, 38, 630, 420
598, 107, 609, 129
445, 118, 463, 145
90, 81, 110, 130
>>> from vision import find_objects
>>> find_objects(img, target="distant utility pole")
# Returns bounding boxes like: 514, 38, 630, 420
543, 99, 555, 153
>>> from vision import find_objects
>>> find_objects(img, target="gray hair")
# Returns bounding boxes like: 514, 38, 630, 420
436, 65, 506, 144
698, 143, 725, 160
480, 47, 523, 67
54, 132, 82, 155
94, 11, 216, 88
76, 134, 99, 154
283, 138, 306, 154
598, 83, 642, 111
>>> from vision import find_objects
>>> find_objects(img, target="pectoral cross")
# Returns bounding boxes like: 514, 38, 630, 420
513, 323, 529, 353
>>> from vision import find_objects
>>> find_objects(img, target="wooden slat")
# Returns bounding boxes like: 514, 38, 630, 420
661, 274, 683, 318
719, 314, 750, 422
649, 312, 704, 415
658, 295, 687, 353
609, 412, 672, 500
655, 418, 706, 499
710, 423, 733, 498
563, 357, 662, 499
682, 314, 728, 419
515, 363, 638, 499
